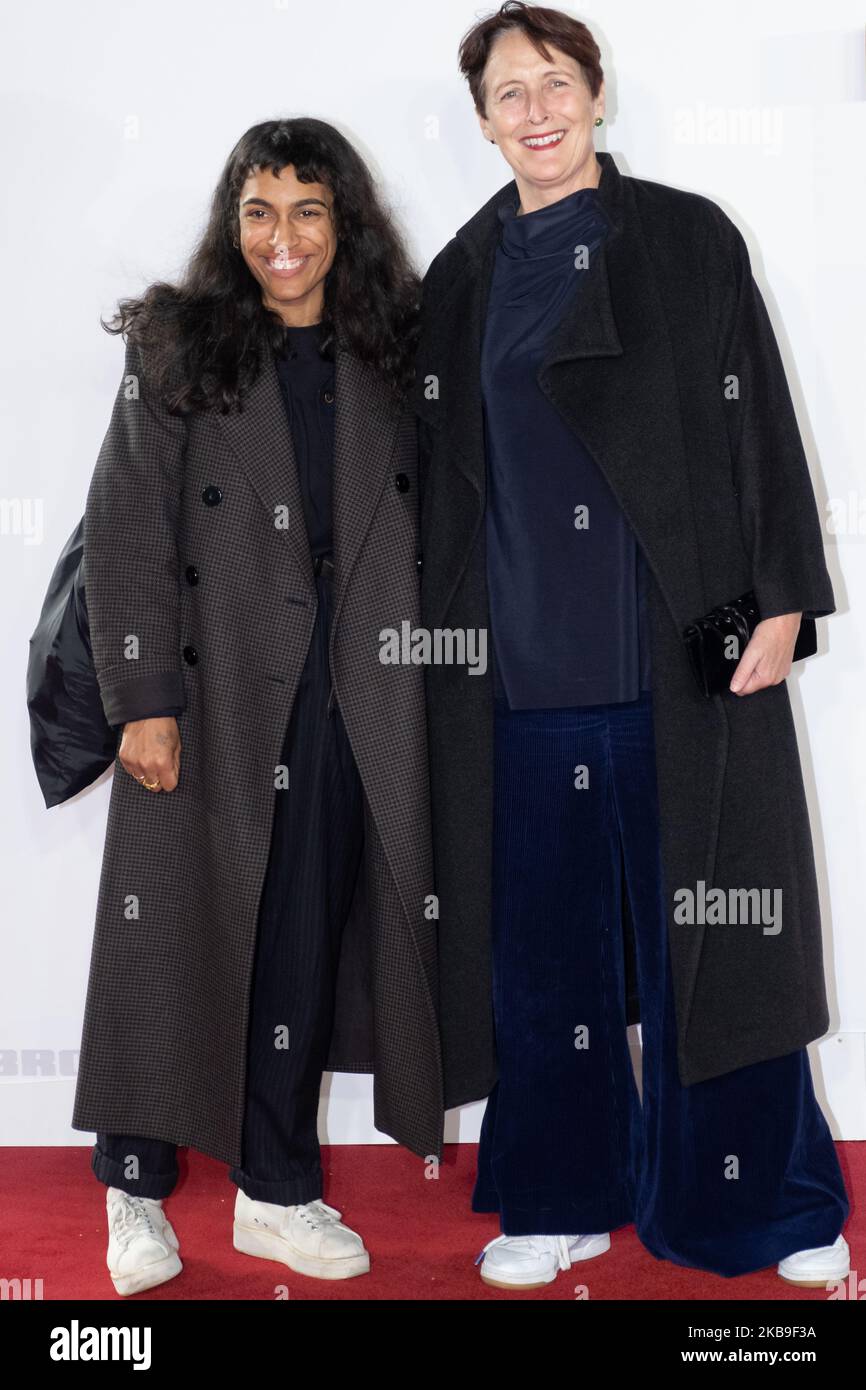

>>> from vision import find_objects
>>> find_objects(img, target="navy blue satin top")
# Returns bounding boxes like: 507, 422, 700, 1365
482, 182, 652, 708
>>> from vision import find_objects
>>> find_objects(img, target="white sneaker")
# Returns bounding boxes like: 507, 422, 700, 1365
233, 1189, 370, 1280
777, 1233, 850, 1288
476, 1231, 611, 1289
105, 1186, 182, 1296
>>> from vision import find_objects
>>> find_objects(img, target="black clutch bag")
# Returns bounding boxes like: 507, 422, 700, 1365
683, 590, 817, 698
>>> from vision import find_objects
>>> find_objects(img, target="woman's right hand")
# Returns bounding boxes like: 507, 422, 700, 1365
118, 717, 181, 792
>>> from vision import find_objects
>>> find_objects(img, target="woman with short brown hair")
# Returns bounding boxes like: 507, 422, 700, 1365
415, 1, 850, 1291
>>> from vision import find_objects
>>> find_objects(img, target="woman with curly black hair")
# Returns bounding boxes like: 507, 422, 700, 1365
71, 118, 444, 1295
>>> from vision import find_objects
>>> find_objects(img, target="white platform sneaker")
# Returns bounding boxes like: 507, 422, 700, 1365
476, 1231, 611, 1289
777, 1233, 850, 1288
232, 1189, 370, 1279
105, 1187, 183, 1296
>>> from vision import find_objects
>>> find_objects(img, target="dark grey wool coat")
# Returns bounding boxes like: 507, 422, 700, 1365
72, 329, 447, 1165
412, 149, 836, 1095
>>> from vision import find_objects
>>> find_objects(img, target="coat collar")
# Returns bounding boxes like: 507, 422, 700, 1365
453, 148, 625, 264
416, 150, 627, 489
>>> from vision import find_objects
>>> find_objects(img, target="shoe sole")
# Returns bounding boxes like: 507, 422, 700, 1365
778, 1265, 850, 1289
110, 1251, 183, 1297
480, 1272, 555, 1290
233, 1221, 370, 1279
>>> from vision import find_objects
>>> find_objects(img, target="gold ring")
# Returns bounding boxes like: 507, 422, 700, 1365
140, 776, 161, 790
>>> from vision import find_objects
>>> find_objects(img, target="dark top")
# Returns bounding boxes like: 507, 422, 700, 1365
273, 320, 335, 555
482, 183, 652, 708
129, 321, 334, 725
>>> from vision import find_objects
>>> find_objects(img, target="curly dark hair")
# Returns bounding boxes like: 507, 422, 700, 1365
102, 118, 421, 412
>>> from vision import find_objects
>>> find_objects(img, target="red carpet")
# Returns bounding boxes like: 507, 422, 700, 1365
1, 1142, 861, 1300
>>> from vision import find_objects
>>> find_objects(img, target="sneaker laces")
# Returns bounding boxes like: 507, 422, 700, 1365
296, 1199, 343, 1231
112, 1195, 160, 1242
475, 1233, 573, 1271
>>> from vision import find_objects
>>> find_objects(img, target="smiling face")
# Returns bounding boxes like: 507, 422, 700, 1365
477, 29, 605, 212
236, 164, 337, 326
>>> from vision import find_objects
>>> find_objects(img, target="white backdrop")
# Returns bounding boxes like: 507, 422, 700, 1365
3, 0, 865, 1153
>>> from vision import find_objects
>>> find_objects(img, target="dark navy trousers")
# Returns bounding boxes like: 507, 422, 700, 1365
472, 691, 850, 1277
91, 571, 365, 1206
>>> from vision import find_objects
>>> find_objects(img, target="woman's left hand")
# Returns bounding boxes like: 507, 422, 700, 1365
729, 612, 803, 695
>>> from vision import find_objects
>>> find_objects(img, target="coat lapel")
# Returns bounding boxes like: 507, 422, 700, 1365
214, 349, 314, 594
537, 206, 709, 633
331, 349, 403, 626
214, 342, 403, 626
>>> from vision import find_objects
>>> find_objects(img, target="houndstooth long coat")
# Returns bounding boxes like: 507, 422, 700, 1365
71, 329, 458, 1166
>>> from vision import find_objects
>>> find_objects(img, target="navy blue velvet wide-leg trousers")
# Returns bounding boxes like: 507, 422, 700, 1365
472, 691, 849, 1277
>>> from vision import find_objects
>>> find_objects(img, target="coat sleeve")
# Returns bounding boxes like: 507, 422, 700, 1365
704, 208, 835, 623
83, 333, 187, 726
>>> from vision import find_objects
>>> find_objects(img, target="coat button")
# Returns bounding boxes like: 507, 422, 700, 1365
323, 389, 334, 404
417, 555, 423, 572
202, 485, 222, 506
182, 645, 198, 665
395, 473, 410, 493
185, 565, 199, 585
